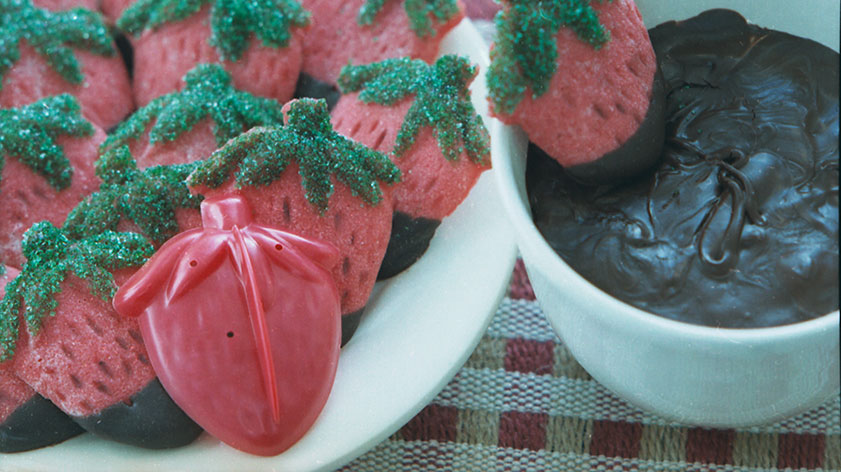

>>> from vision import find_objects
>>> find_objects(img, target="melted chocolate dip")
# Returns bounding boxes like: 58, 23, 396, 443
527, 9, 839, 328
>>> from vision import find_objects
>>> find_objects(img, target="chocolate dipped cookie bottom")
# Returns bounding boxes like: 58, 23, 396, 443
564, 66, 666, 186
526, 9, 839, 328
0, 393, 84, 453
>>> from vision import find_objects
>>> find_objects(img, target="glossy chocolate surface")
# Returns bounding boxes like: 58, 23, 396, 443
527, 9, 839, 328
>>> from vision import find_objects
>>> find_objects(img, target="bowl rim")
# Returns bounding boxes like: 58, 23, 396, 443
491, 120, 840, 345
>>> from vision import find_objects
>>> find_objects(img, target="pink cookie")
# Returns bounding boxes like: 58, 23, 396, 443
120, 3, 306, 107
0, 97, 102, 268
488, 0, 664, 184
0, 0, 133, 130
300, 0, 464, 84
0, 266, 85, 453
332, 55, 491, 278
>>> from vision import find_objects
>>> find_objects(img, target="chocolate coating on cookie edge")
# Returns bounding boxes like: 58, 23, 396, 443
342, 307, 365, 346
377, 211, 441, 280
1, 394, 84, 453
565, 66, 666, 185
73, 378, 203, 449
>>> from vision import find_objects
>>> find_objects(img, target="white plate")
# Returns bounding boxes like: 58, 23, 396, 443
2, 19, 518, 472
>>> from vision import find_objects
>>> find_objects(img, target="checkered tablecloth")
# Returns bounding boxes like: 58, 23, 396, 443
340, 260, 841, 471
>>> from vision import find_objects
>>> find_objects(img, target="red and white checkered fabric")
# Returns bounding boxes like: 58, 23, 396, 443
341, 260, 841, 471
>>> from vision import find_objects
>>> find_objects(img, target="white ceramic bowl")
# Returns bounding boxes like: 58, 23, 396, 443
492, 0, 840, 428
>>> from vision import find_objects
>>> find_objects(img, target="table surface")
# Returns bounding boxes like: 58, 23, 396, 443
340, 259, 841, 471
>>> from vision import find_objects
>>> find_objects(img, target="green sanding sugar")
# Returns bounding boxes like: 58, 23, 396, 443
117, 0, 310, 61
101, 63, 286, 156
0, 142, 204, 360
0, 0, 113, 86
64, 146, 203, 245
338, 55, 490, 165
78, 63, 287, 247
358, 0, 459, 37
0, 94, 94, 190
0, 221, 154, 361
487, 0, 610, 114
190, 98, 400, 213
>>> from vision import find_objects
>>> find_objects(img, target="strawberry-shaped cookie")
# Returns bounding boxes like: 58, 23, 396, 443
299, 0, 463, 85
487, 0, 665, 184
114, 194, 341, 456
0, 0, 133, 130
334, 55, 490, 278
99, 63, 286, 171
0, 223, 202, 448
190, 98, 400, 344
116, 0, 309, 107
0, 95, 103, 268
0, 265, 85, 453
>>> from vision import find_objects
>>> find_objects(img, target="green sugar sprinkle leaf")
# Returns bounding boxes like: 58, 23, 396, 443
64, 146, 203, 245
0, 0, 113, 86
358, 0, 459, 37
190, 98, 400, 213
487, 0, 610, 114
338, 55, 490, 165
0, 221, 153, 361
0, 94, 94, 190
100, 64, 286, 156
117, 0, 207, 38
117, 0, 310, 61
